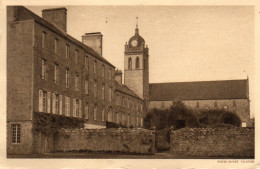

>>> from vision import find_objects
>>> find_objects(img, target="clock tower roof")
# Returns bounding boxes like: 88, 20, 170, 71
128, 25, 145, 48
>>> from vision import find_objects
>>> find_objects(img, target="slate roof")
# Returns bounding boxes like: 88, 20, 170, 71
115, 81, 142, 100
17, 6, 115, 68
149, 79, 249, 101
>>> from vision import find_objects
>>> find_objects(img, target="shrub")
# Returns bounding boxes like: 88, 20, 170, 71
144, 101, 201, 130
199, 109, 241, 127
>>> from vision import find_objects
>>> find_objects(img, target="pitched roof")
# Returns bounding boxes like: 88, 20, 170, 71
115, 81, 142, 100
149, 79, 249, 101
17, 6, 115, 68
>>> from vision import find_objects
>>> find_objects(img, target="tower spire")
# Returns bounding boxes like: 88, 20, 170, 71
135, 16, 139, 35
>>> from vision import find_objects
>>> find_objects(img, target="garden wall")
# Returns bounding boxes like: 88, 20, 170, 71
54, 128, 156, 154
170, 127, 254, 158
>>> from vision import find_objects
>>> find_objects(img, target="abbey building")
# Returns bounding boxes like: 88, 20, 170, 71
7, 6, 251, 154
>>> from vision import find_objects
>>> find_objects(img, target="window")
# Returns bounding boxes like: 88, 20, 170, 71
85, 80, 89, 94
128, 58, 132, 70
65, 96, 70, 116
47, 92, 51, 113
102, 84, 105, 100
75, 74, 79, 91
39, 90, 48, 112
102, 65, 105, 77
94, 81, 97, 97
127, 115, 130, 126
137, 117, 139, 127
109, 87, 112, 102
94, 105, 97, 120
85, 56, 89, 69
41, 59, 47, 80
140, 118, 143, 127
54, 38, 58, 54
233, 101, 236, 108
223, 106, 228, 110
56, 94, 59, 114
102, 108, 105, 122
42, 32, 46, 48
65, 44, 70, 58
196, 101, 199, 109
73, 98, 79, 117
59, 95, 63, 115
75, 50, 78, 64
79, 100, 82, 118
242, 122, 247, 127
54, 64, 59, 84
85, 103, 89, 119
65, 69, 70, 87
122, 114, 125, 124
52, 93, 58, 114
94, 60, 97, 73
214, 101, 217, 108
42, 91, 47, 112
116, 113, 119, 123
11, 124, 21, 144
136, 57, 140, 69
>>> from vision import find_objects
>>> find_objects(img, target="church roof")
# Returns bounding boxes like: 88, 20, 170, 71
149, 79, 249, 101
115, 81, 142, 100
18, 6, 115, 68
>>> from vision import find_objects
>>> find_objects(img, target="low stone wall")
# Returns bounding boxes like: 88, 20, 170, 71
170, 127, 254, 158
54, 128, 155, 154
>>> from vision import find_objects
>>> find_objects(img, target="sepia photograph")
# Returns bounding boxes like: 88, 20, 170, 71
2, 1, 259, 169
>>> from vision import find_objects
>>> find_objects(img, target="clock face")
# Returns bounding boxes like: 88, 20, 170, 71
131, 40, 138, 47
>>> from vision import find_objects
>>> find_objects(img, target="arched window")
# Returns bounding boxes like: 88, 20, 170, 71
136, 57, 140, 69
128, 58, 132, 70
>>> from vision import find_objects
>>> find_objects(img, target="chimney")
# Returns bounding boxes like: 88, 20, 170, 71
82, 32, 103, 56
42, 8, 67, 32
115, 69, 123, 85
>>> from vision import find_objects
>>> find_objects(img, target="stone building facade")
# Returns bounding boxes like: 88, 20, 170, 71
7, 6, 146, 154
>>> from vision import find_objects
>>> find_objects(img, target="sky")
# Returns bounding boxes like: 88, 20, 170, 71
26, 6, 254, 83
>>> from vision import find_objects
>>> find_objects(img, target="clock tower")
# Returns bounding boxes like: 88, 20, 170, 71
124, 23, 149, 110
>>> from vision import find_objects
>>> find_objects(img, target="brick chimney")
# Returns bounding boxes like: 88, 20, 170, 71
82, 32, 103, 56
115, 69, 123, 85
42, 8, 67, 32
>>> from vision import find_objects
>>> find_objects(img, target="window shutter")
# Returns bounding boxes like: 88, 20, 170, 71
65, 97, 68, 116
47, 92, 51, 113
52, 93, 56, 114
73, 98, 76, 117
68, 97, 70, 116
79, 100, 82, 118
39, 90, 43, 112
59, 95, 62, 115
41, 60, 44, 79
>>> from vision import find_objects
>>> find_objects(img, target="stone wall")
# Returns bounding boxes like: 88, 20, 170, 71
170, 127, 254, 158
54, 128, 155, 154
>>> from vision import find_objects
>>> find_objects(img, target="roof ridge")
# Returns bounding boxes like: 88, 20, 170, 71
149, 79, 248, 85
